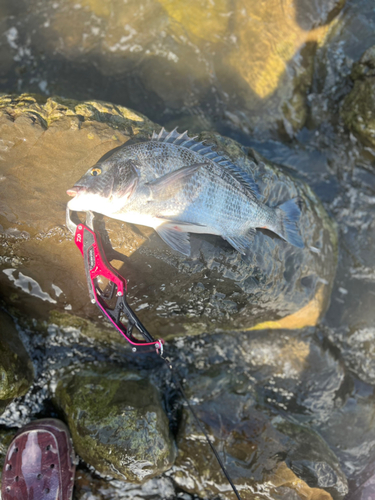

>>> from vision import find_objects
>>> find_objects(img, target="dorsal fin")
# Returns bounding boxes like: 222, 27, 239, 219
151, 128, 261, 199
151, 127, 198, 145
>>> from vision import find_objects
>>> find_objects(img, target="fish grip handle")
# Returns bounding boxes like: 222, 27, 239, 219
74, 223, 163, 353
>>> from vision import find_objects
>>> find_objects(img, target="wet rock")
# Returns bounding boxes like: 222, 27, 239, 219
0, 309, 34, 406
307, 0, 375, 132
170, 329, 346, 422
238, 330, 346, 421
347, 461, 375, 500
159, 0, 345, 137
327, 325, 375, 385
0, 0, 345, 138
170, 376, 335, 499
0, 94, 337, 342
0, 427, 17, 487
74, 469, 177, 500
274, 419, 348, 499
341, 46, 375, 147
54, 363, 176, 483
317, 393, 375, 488
168, 329, 346, 499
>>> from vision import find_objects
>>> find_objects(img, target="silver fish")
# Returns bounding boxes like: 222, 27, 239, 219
67, 128, 304, 256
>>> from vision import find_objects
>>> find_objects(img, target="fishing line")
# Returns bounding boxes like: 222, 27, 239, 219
160, 354, 243, 500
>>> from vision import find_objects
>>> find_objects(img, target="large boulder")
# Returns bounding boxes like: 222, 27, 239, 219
54, 363, 176, 482
0, 94, 337, 342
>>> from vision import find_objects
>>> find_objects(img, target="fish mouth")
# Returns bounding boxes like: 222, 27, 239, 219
66, 185, 88, 211
66, 185, 86, 197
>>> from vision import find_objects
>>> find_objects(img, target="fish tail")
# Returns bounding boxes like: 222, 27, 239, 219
271, 197, 304, 248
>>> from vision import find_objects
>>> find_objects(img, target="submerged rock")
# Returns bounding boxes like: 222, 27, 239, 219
0, 310, 34, 408
73, 469, 177, 500
171, 379, 337, 499
0, 94, 337, 342
341, 46, 375, 148
0, 0, 345, 139
275, 419, 348, 500
168, 329, 347, 499
347, 460, 375, 500
327, 325, 375, 385
54, 363, 176, 482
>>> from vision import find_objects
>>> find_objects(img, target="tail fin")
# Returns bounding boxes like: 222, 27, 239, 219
272, 197, 304, 248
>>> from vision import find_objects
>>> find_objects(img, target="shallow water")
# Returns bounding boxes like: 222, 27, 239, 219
1, 0, 375, 499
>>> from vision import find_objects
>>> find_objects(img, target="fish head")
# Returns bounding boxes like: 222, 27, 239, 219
67, 158, 139, 214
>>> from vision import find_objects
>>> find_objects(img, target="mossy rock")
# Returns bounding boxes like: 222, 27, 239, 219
54, 363, 176, 482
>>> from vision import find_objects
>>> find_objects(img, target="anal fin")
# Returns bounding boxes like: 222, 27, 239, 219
156, 223, 191, 256
224, 228, 256, 254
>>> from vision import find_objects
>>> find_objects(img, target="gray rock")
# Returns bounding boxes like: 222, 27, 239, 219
171, 403, 286, 499
54, 363, 176, 483
327, 325, 375, 385
346, 461, 375, 500
273, 418, 348, 500
74, 470, 177, 500
341, 46, 375, 148
317, 394, 375, 491
167, 329, 344, 499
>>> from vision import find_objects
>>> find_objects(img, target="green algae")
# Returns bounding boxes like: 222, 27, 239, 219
54, 363, 176, 482
49, 310, 121, 344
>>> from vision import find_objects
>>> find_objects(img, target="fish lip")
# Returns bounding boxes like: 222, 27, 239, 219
66, 185, 86, 197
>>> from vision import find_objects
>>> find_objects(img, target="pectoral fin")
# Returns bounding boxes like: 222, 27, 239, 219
147, 163, 205, 201
155, 223, 191, 256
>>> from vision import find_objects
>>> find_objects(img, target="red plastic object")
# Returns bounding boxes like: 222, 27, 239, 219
74, 223, 163, 352
74, 222, 126, 296
1, 419, 76, 500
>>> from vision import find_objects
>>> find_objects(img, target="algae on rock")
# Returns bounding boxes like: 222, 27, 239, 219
54, 363, 176, 482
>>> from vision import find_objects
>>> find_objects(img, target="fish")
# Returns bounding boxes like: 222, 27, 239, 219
67, 128, 304, 256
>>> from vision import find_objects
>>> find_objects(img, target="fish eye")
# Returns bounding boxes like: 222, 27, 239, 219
91, 167, 102, 176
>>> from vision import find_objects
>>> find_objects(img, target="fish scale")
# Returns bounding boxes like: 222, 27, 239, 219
67, 128, 304, 256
